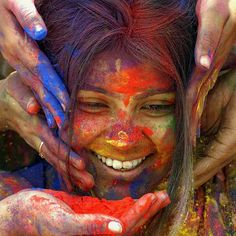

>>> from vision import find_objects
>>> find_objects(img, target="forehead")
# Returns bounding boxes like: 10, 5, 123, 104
85, 51, 175, 93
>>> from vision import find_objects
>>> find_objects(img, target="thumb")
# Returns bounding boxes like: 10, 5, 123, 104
62, 214, 123, 235
195, 2, 228, 69
8, 0, 47, 40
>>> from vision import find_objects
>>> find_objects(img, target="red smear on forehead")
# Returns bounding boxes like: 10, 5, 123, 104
106, 65, 174, 96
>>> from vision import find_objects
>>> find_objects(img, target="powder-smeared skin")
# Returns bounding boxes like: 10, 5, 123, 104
44, 189, 135, 218
67, 51, 176, 199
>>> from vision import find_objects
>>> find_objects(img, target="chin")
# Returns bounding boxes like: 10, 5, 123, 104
78, 148, 170, 199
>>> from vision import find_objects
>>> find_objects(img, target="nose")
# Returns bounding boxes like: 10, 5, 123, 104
105, 122, 144, 150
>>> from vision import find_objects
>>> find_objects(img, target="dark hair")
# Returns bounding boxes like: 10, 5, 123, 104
36, 0, 197, 234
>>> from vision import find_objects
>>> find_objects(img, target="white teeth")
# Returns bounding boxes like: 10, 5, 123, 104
106, 158, 113, 167
122, 161, 133, 170
113, 160, 123, 170
132, 160, 139, 167
95, 153, 146, 171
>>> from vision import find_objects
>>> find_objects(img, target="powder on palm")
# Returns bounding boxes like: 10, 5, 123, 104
44, 189, 135, 218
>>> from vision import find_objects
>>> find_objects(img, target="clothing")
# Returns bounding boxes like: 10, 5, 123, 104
179, 161, 236, 236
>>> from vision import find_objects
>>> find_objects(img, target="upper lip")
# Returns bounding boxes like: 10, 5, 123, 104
92, 151, 155, 162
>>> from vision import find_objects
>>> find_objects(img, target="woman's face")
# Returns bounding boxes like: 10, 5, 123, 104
71, 51, 176, 199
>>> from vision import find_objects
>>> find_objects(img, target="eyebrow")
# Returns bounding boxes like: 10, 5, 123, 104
82, 84, 175, 99
133, 88, 176, 99
82, 84, 120, 98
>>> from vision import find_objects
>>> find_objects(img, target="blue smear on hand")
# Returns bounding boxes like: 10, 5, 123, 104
42, 105, 56, 128
33, 91, 57, 128
24, 26, 47, 41
37, 52, 69, 111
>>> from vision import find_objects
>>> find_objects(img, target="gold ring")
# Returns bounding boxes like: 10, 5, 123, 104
39, 152, 45, 159
38, 141, 44, 158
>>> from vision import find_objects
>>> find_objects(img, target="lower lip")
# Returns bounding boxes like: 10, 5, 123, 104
89, 152, 157, 180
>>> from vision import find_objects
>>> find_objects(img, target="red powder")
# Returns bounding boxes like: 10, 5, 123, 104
142, 127, 154, 136
44, 189, 135, 218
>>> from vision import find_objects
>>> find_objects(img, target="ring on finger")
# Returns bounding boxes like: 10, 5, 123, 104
38, 141, 45, 159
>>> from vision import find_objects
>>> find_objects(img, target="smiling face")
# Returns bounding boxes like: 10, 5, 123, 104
71, 51, 176, 199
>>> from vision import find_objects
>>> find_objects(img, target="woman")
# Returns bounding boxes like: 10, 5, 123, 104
0, 0, 234, 235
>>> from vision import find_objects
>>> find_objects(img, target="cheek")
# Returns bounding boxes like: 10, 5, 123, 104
138, 115, 176, 166
71, 111, 111, 148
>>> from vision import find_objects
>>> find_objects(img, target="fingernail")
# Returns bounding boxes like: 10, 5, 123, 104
108, 221, 123, 233
62, 103, 67, 112
199, 55, 211, 69
27, 102, 40, 114
156, 191, 171, 206
72, 158, 85, 170
33, 25, 47, 41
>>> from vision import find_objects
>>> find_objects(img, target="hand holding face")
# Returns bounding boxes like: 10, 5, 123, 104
0, 0, 69, 129
194, 70, 236, 187
0, 72, 94, 191
188, 0, 236, 145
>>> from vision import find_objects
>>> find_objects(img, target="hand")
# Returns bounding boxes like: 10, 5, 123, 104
195, 0, 236, 69
0, 72, 94, 191
0, 189, 123, 235
120, 191, 170, 235
194, 70, 236, 188
188, 0, 236, 144
0, 0, 69, 129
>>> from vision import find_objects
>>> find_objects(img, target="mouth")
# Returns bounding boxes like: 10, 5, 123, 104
92, 151, 154, 172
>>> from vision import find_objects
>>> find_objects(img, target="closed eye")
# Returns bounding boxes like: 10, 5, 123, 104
141, 104, 174, 116
78, 102, 109, 113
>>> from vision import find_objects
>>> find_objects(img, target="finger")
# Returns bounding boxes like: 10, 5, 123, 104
1, 10, 69, 113
194, 155, 234, 188
7, 0, 47, 40
188, 17, 236, 144
135, 191, 170, 229
6, 72, 40, 115
18, 69, 66, 129
195, 1, 229, 69
36, 52, 70, 112
41, 143, 94, 190
39, 131, 85, 170
32, 90, 56, 128
195, 95, 236, 188
6, 57, 64, 128
120, 193, 156, 233
70, 169, 94, 191
41, 105, 56, 128
38, 143, 73, 191
60, 174, 73, 192
66, 214, 123, 235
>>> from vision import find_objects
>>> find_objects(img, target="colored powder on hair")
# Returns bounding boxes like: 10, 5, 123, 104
44, 189, 135, 218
